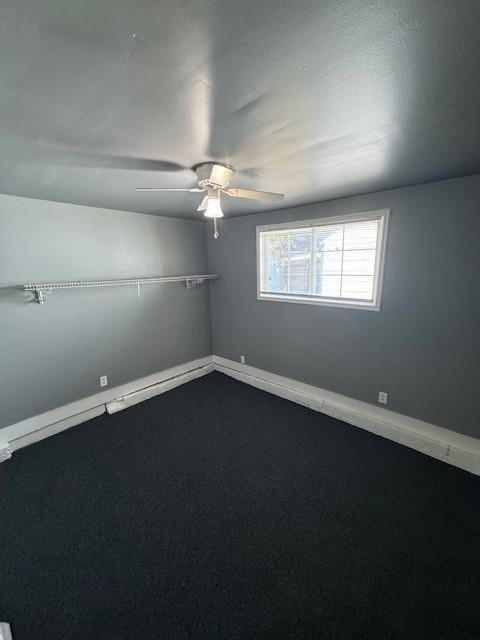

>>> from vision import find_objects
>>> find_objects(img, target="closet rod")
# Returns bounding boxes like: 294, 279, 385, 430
23, 274, 219, 304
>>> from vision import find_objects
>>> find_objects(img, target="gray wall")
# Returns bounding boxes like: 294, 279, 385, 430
207, 173, 480, 438
0, 195, 211, 428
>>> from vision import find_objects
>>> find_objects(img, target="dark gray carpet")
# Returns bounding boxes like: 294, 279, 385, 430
1, 371, 479, 640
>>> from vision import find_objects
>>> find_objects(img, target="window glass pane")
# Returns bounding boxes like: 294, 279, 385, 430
342, 249, 376, 276
263, 233, 288, 292
315, 250, 342, 276
316, 275, 342, 298
316, 224, 343, 252
341, 275, 375, 300
288, 231, 312, 293
343, 220, 379, 250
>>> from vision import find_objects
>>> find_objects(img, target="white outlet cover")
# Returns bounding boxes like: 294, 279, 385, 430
100, 375, 108, 387
378, 391, 388, 405
240, 355, 246, 364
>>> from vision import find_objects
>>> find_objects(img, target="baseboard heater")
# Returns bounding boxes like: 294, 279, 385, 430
0, 623, 13, 640
1, 358, 213, 457
213, 356, 480, 476
105, 363, 213, 414
3, 356, 479, 476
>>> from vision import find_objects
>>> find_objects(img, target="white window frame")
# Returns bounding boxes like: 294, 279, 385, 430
256, 209, 390, 311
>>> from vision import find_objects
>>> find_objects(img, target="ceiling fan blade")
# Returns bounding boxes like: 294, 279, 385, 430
197, 195, 208, 211
72, 153, 188, 173
222, 187, 284, 201
238, 167, 260, 178
136, 188, 198, 192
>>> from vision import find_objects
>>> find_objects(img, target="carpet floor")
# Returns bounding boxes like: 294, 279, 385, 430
1, 371, 479, 640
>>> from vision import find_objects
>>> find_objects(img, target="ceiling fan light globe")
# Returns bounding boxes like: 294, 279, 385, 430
204, 201, 224, 218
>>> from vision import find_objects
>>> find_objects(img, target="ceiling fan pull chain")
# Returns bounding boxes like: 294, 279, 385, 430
213, 216, 219, 239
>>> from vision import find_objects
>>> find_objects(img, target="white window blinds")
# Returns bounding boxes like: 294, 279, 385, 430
257, 211, 388, 310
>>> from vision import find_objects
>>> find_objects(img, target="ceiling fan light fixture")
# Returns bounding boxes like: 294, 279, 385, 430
197, 195, 208, 211
135, 162, 284, 234
203, 192, 224, 218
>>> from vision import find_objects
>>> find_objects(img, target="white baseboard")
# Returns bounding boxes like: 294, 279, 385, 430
8, 406, 106, 453
105, 362, 213, 414
2, 356, 213, 456
0, 442, 13, 462
3, 353, 478, 477
213, 356, 480, 476
0, 622, 13, 640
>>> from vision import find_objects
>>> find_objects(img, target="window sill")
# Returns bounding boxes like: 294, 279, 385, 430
257, 292, 381, 312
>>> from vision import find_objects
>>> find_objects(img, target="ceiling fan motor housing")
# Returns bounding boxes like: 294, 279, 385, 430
195, 163, 235, 189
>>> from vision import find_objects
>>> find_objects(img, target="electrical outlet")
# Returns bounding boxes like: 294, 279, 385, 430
378, 391, 388, 405
240, 355, 246, 364
100, 375, 108, 388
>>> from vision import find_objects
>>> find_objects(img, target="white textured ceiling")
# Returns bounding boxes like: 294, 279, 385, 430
2, 0, 480, 218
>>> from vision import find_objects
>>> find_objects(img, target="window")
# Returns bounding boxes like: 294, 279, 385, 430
257, 209, 389, 310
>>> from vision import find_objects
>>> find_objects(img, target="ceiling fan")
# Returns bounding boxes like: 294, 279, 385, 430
136, 162, 285, 238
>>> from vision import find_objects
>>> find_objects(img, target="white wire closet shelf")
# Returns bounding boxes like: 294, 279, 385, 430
22, 274, 219, 304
